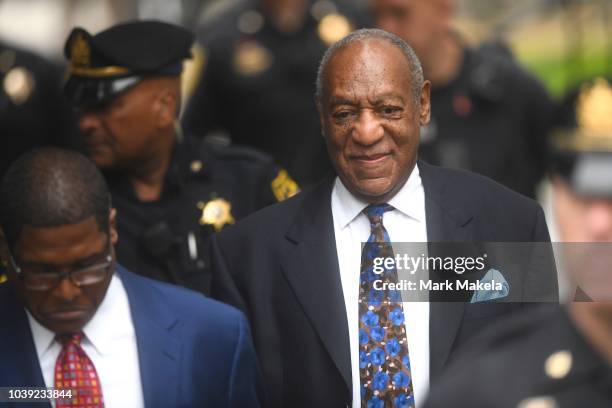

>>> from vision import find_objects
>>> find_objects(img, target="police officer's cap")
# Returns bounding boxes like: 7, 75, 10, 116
549, 77, 612, 197
64, 20, 193, 105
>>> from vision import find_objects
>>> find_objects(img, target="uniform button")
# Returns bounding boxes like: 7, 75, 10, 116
517, 396, 558, 408
544, 350, 572, 379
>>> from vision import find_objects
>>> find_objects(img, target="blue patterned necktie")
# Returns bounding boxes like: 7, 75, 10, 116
359, 204, 414, 408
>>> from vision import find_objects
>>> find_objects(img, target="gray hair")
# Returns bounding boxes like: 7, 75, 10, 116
315, 28, 424, 105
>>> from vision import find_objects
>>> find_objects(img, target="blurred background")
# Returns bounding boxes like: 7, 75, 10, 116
1, 0, 610, 97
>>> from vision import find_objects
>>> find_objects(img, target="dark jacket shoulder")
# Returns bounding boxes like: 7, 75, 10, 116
420, 161, 547, 240
421, 161, 539, 210
119, 266, 247, 331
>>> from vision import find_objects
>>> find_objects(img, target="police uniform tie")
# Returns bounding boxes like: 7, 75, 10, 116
359, 204, 414, 408
54, 333, 104, 408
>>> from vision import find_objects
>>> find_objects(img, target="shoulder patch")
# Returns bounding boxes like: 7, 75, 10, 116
271, 169, 299, 202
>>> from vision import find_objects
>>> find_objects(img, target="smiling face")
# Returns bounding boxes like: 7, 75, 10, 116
7, 214, 118, 335
319, 38, 430, 203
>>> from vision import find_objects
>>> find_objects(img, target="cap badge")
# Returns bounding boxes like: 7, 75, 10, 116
71, 33, 91, 67
577, 77, 612, 135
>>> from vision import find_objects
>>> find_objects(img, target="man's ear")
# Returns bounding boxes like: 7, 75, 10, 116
154, 89, 178, 128
109, 208, 118, 245
419, 80, 432, 126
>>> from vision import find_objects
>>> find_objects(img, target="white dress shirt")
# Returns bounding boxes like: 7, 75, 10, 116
332, 166, 430, 408
27, 274, 145, 408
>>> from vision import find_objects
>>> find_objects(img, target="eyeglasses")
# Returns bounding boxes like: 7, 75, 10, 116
8, 251, 113, 291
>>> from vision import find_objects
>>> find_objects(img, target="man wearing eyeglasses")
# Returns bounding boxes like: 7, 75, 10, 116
0, 148, 261, 407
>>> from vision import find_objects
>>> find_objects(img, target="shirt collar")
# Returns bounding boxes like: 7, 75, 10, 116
332, 165, 425, 229
26, 311, 56, 360
26, 274, 134, 357
387, 165, 425, 223
82, 274, 134, 356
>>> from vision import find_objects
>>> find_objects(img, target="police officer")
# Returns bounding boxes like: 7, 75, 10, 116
63, 20, 298, 294
423, 78, 612, 408
183, 0, 365, 187
372, 0, 555, 199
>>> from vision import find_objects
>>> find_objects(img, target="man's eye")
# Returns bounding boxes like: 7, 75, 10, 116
333, 111, 353, 120
380, 106, 402, 116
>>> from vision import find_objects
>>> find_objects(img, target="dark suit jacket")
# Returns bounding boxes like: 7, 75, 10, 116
209, 161, 557, 407
0, 266, 261, 408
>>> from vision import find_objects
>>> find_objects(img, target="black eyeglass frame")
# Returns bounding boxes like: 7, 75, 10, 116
7, 245, 114, 291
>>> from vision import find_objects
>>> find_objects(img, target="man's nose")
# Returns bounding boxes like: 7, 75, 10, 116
52, 277, 82, 302
78, 110, 103, 133
586, 201, 612, 241
352, 109, 384, 146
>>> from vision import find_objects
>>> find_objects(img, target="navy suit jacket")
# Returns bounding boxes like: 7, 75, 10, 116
0, 266, 261, 407
208, 161, 558, 407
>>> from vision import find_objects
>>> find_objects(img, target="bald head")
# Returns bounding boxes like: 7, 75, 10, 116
0, 148, 111, 249
371, 0, 457, 51
316, 28, 424, 107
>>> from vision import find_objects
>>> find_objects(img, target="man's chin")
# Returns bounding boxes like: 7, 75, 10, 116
351, 179, 397, 203
37, 312, 93, 335
84, 145, 114, 167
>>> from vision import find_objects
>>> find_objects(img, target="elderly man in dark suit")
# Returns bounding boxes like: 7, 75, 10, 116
209, 28, 557, 407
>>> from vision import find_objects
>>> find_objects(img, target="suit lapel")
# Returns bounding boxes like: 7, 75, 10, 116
0, 284, 49, 406
282, 178, 353, 395
118, 268, 181, 408
419, 161, 475, 381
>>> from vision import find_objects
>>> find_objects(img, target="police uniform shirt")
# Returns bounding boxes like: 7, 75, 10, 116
106, 133, 295, 294
183, 1, 364, 187
423, 306, 612, 408
419, 46, 554, 199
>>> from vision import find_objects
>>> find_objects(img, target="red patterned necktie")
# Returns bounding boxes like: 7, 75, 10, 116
54, 333, 104, 408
